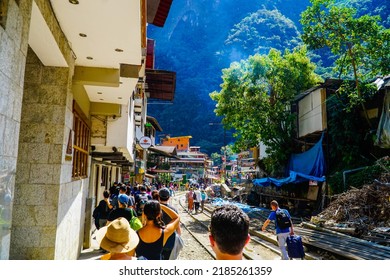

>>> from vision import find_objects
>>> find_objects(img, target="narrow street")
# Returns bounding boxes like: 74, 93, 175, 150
78, 192, 215, 260
170, 193, 281, 260
79, 192, 281, 260
0, 1, 389, 273
169, 194, 214, 260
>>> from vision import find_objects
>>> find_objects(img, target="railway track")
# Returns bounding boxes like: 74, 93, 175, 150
172, 192, 390, 260
173, 194, 284, 260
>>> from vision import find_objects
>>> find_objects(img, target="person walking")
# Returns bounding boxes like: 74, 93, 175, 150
135, 200, 180, 260
135, 185, 152, 216
261, 200, 294, 260
109, 183, 120, 210
200, 188, 208, 212
96, 217, 140, 260
186, 187, 195, 213
158, 187, 182, 260
92, 190, 113, 230
193, 187, 201, 214
208, 204, 250, 260
119, 184, 135, 209
107, 194, 137, 225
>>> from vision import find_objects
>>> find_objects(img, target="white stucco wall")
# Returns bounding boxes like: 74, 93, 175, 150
298, 88, 326, 137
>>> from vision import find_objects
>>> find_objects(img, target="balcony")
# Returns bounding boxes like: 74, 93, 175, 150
134, 98, 143, 113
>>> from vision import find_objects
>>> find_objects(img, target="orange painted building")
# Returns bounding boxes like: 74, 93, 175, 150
161, 136, 192, 151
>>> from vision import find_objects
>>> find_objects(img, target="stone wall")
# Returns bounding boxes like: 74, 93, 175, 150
8, 1, 90, 260
0, 0, 33, 260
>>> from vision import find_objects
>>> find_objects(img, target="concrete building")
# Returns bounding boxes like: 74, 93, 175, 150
170, 146, 208, 181
161, 135, 192, 152
0, 0, 174, 260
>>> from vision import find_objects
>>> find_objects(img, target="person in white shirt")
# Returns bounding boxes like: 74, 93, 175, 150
194, 187, 202, 213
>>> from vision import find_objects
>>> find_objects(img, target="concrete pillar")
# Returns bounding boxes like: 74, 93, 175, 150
10, 47, 70, 259
10, 0, 88, 259
0, 0, 33, 260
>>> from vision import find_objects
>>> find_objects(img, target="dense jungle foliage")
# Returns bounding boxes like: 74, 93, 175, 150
147, 0, 389, 187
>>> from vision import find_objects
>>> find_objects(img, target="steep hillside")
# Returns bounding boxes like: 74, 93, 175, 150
147, 0, 389, 155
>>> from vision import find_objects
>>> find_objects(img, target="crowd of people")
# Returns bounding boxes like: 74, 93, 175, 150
185, 185, 208, 214
93, 181, 181, 260
93, 181, 295, 261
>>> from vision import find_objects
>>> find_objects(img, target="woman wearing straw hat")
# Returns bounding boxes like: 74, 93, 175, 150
96, 217, 140, 260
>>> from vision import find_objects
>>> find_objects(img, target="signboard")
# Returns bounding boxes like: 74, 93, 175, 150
139, 136, 152, 149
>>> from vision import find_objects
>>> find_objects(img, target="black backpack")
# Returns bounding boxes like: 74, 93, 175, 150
276, 209, 292, 229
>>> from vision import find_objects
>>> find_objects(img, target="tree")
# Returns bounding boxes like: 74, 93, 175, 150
300, 0, 390, 126
225, 8, 301, 58
210, 46, 322, 175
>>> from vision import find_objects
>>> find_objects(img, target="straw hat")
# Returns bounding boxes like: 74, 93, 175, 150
96, 217, 139, 253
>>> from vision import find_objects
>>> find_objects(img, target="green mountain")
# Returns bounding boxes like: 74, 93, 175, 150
147, 0, 389, 156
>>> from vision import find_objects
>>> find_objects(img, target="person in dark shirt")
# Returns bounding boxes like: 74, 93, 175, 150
135, 185, 152, 216
93, 190, 113, 229
107, 194, 137, 224
109, 183, 120, 210
119, 184, 135, 208
158, 188, 182, 259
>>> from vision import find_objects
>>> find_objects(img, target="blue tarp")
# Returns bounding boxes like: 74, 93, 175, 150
252, 170, 325, 187
288, 133, 325, 178
252, 133, 326, 187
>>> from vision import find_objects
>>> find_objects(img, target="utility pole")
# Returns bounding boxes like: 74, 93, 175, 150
209, 122, 227, 182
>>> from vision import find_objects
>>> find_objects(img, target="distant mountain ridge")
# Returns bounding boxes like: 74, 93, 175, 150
147, 0, 389, 156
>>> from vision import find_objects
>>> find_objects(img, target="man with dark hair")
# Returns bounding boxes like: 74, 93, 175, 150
107, 194, 136, 224
209, 204, 250, 260
109, 183, 120, 210
135, 185, 152, 216
158, 187, 182, 259
93, 190, 112, 229
119, 184, 135, 209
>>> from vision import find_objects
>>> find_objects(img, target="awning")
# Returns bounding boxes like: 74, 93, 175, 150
252, 170, 326, 188
91, 151, 133, 166
145, 69, 176, 102
147, 0, 173, 27
149, 145, 178, 158
147, 115, 163, 132
147, 169, 175, 174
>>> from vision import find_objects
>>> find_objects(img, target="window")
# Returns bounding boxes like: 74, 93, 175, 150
72, 102, 90, 178
102, 166, 108, 188
0, 0, 9, 28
